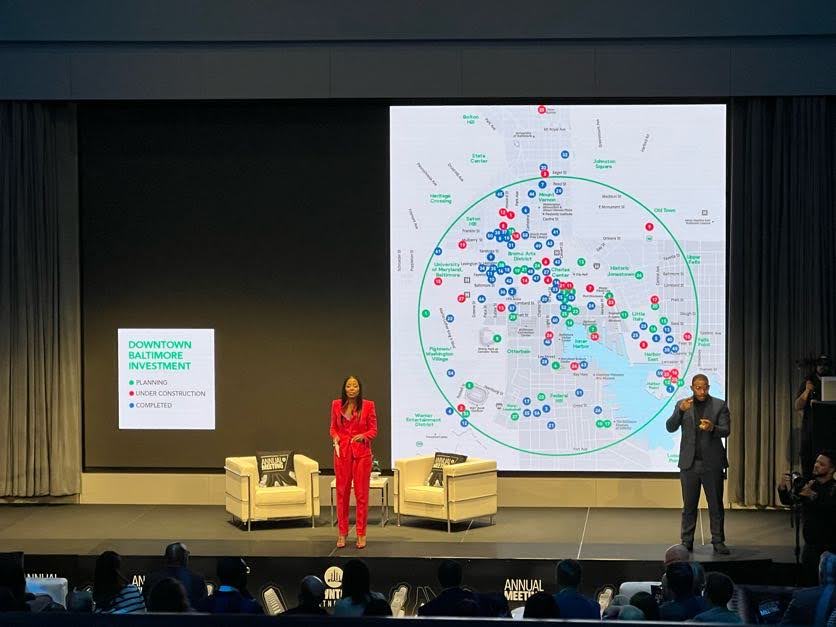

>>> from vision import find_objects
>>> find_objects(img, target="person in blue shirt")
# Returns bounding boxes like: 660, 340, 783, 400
552, 559, 600, 619
692, 572, 742, 623
198, 557, 261, 615
659, 561, 708, 621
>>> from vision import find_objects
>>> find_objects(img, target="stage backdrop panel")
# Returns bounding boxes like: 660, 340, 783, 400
390, 104, 727, 471
81, 102, 389, 469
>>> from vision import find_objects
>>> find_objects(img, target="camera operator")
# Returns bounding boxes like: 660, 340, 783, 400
778, 450, 836, 585
795, 355, 833, 477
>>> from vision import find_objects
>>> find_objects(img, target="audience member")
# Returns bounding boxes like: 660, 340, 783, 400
477, 591, 511, 618
67, 590, 93, 613
418, 559, 480, 617
1, 586, 24, 612
630, 591, 660, 621
283, 575, 328, 616
554, 559, 601, 619
665, 543, 692, 565
198, 557, 261, 614
148, 577, 191, 613
143, 542, 206, 609
618, 605, 646, 620
333, 559, 385, 617
659, 561, 707, 621
523, 591, 560, 619
691, 572, 741, 623
363, 597, 393, 616
0, 559, 28, 612
781, 551, 836, 625
691, 561, 706, 597
92, 551, 145, 614
602, 594, 629, 620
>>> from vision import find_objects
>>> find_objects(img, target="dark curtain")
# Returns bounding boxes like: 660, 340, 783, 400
0, 102, 81, 496
727, 97, 836, 506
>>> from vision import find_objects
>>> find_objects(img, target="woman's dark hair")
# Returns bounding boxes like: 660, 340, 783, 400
340, 376, 364, 414
341, 559, 371, 604
523, 591, 560, 619
93, 551, 128, 608
629, 591, 660, 621
148, 578, 190, 613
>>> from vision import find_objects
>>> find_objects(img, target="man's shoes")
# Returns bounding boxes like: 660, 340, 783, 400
712, 542, 730, 555
683, 542, 694, 552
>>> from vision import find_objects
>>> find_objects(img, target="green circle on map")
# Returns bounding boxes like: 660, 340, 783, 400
416, 175, 700, 457
635, 271, 644, 279
493, 334, 502, 343
511, 412, 520, 421
466, 381, 474, 389
578, 258, 586, 266
537, 392, 546, 401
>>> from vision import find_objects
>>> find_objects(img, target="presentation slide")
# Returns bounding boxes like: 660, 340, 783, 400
118, 328, 216, 430
390, 104, 726, 471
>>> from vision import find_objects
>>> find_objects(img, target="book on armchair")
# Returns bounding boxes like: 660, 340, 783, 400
256, 451, 297, 487
425, 452, 468, 487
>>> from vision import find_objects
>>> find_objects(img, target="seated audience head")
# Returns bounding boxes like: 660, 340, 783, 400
0, 558, 26, 607
438, 559, 463, 589
556, 558, 583, 590
665, 561, 694, 600
164, 542, 189, 567
148, 578, 190, 613
93, 551, 127, 606
820, 551, 836, 585
702, 572, 734, 609
363, 597, 393, 616
690, 561, 706, 596
618, 605, 646, 620
217, 557, 248, 591
664, 544, 691, 566
341, 559, 371, 604
629, 591, 660, 621
298, 575, 325, 607
524, 591, 560, 619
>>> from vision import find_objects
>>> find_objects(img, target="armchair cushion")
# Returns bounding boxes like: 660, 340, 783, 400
255, 486, 307, 506
404, 485, 445, 506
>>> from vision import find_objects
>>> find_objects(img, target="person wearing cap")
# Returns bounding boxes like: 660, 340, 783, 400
283, 575, 328, 615
198, 557, 261, 614
795, 355, 833, 478
142, 542, 207, 609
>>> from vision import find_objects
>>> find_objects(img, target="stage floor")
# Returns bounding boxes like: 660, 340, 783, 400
0, 504, 796, 564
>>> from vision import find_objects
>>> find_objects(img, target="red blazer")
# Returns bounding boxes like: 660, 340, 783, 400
330, 399, 378, 459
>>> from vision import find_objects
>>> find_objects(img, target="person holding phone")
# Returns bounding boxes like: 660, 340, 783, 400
330, 375, 378, 549
666, 374, 731, 554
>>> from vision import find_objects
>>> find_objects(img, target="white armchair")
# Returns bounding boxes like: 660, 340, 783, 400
393, 455, 497, 532
224, 454, 320, 531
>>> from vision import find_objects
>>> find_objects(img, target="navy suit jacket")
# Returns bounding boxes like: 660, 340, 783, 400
666, 395, 730, 470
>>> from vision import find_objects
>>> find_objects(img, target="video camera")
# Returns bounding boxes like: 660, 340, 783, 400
783, 471, 807, 498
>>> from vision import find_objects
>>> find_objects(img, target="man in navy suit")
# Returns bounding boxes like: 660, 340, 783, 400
666, 373, 731, 554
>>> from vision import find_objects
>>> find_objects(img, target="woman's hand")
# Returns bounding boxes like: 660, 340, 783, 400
351, 434, 366, 443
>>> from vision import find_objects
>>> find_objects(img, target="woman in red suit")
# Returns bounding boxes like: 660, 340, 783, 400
330, 375, 377, 549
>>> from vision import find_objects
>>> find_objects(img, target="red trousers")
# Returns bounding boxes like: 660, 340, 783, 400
334, 446, 372, 536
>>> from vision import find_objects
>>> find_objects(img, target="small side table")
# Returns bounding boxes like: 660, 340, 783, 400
330, 476, 390, 527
